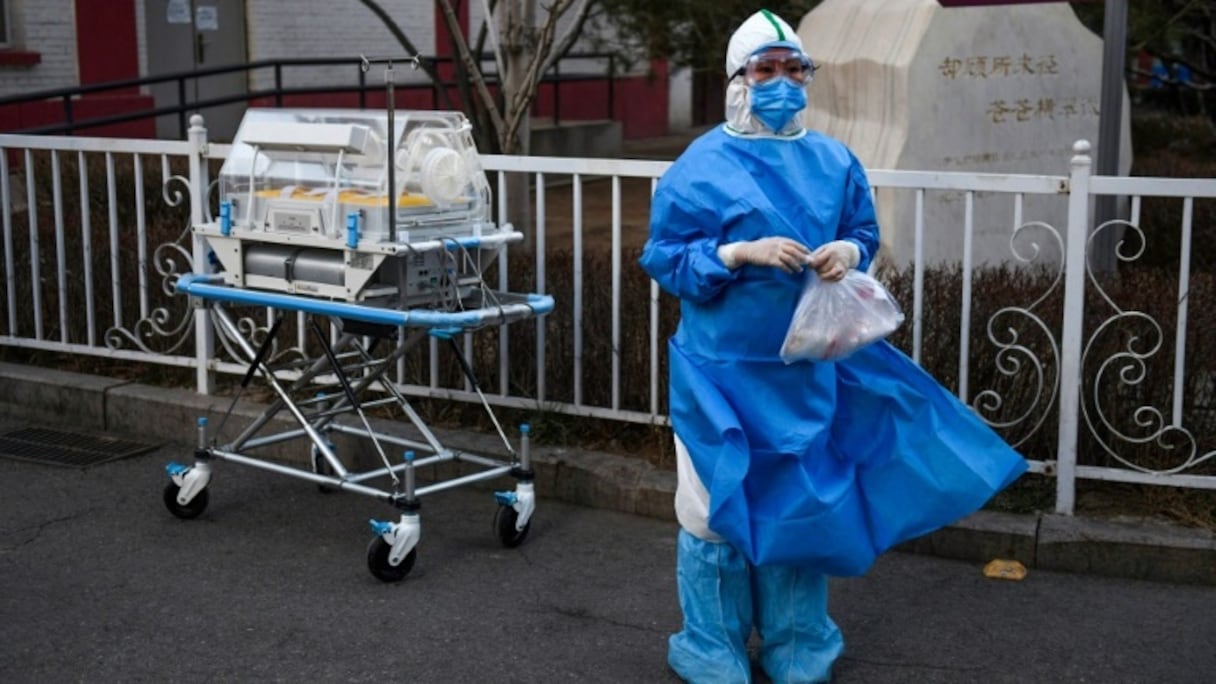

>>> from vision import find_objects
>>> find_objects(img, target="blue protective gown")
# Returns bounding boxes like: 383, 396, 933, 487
640, 125, 1028, 577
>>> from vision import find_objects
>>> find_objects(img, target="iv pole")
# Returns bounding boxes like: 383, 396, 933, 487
361, 55, 421, 244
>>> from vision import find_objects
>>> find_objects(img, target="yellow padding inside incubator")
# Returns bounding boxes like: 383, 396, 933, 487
255, 187, 434, 207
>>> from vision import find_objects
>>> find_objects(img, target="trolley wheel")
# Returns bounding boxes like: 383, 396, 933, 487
162, 482, 209, 520
366, 536, 417, 583
494, 504, 531, 548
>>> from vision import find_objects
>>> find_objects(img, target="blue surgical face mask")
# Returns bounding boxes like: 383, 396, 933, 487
748, 77, 807, 133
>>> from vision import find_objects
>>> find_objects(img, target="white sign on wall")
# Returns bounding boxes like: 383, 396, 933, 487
167, 0, 191, 24
197, 6, 219, 31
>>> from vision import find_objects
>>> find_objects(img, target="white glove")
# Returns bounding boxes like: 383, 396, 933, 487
808, 240, 860, 281
718, 237, 811, 274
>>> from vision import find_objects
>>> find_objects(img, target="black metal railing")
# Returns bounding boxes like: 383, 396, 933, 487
0, 52, 619, 139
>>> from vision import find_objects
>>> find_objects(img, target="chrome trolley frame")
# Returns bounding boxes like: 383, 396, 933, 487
160, 58, 552, 582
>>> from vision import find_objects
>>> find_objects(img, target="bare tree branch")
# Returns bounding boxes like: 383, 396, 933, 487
1129, 0, 1207, 53
543, 0, 599, 72
436, 0, 508, 145
365, 0, 599, 155
503, 0, 576, 145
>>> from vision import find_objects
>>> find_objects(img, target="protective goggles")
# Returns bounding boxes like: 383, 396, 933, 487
735, 49, 816, 86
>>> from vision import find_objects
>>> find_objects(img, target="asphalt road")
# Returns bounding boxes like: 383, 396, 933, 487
2, 420, 1215, 683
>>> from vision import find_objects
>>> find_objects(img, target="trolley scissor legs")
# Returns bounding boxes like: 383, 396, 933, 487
161, 301, 538, 582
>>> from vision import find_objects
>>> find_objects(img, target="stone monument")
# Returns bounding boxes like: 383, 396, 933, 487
798, 0, 1132, 267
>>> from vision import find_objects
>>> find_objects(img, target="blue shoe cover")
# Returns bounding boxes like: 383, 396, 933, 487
668, 529, 754, 683
753, 564, 843, 683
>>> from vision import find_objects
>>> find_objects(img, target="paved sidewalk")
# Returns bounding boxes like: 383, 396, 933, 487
1, 361, 1214, 588
2, 412, 1215, 683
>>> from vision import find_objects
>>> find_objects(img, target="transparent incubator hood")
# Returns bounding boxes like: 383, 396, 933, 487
218, 108, 492, 242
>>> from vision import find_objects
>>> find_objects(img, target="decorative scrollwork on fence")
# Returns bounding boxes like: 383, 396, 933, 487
971, 220, 1063, 448
210, 309, 310, 369
162, 168, 188, 209
203, 176, 220, 224
105, 156, 198, 355
104, 242, 196, 354
1081, 219, 1216, 474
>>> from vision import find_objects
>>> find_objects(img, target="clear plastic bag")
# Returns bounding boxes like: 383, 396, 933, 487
780, 270, 905, 363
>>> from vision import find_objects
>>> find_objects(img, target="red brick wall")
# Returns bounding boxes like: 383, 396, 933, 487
0, 0, 153, 136
532, 60, 670, 139
75, 0, 140, 91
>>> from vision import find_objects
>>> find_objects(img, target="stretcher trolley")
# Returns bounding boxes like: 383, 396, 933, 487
161, 106, 553, 582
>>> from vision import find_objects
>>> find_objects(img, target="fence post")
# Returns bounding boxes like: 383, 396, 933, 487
1054, 140, 1091, 515
188, 114, 216, 395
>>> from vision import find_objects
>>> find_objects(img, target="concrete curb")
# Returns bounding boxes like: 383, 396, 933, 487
2, 360, 1213, 585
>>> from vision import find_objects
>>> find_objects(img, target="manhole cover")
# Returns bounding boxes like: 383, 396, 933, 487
0, 427, 158, 468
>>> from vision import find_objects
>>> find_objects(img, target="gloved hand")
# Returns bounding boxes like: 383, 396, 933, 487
719, 237, 811, 274
807, 240, 860, 281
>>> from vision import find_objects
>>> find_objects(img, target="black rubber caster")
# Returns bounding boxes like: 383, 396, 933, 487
366, 536, 416, 582
163, 482, 209, 519
494, 504, 531, 548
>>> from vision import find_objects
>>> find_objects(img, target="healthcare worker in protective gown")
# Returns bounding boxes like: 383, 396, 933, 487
639, 9, 1028, 684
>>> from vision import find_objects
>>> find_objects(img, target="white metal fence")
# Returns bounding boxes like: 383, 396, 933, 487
2, 115, 1214, 514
